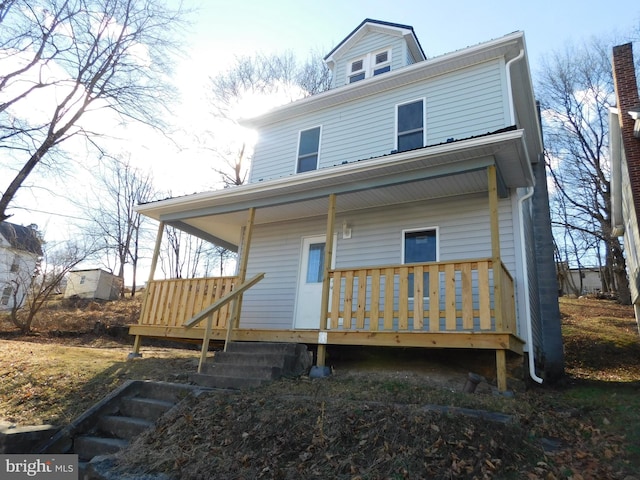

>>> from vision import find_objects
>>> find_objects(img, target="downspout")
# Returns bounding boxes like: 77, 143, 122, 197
505, 49, 525, 125
518, 187, 544, 384
507, 47, 543, 384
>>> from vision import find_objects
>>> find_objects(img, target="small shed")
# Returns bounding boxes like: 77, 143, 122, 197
64, 269, 121, 300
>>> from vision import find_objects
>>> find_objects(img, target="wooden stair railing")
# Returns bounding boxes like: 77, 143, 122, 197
185, 272, 265, 373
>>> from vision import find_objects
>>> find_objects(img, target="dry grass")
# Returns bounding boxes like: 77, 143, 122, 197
1, 295, 640, 478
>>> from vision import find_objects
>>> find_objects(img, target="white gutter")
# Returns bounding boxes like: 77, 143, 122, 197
518, 187, 544, 384
505, 49, 525, 125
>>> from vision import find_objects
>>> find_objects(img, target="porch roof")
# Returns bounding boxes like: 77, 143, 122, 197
137, 128, 532, 251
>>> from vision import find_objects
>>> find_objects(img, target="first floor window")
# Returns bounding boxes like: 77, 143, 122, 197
297, 126, 321, 173
397, 99, 424, 152
403, 228, 437, 296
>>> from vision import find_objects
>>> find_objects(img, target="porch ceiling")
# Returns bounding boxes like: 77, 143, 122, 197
138, 129, 532, 249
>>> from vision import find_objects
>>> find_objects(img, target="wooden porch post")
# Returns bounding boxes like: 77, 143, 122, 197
317, 194, 336, 366
488, 165, 507, 391
225, 208, 255, 350
132, 221, 165, 355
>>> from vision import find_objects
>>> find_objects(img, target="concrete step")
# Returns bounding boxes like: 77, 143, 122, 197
132, 381, 197, 404
189, 373, 266, 389
213, 350, 296, 368
98, 415, 154, 440
225, 342, 300, 355
202, 363, 282, 380
120, 397, 175, 421
74, 436, 128, 461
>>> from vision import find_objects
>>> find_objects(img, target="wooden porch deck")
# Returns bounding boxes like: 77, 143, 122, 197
129, 258, 524, 389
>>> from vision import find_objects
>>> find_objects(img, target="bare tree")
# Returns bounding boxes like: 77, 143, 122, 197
0, 0, 185, 222
85, 156, 155, 297
537, 37, 632, 303
7, 239, 94, 333
160, 225, 206, 279
206, 50, 331, 188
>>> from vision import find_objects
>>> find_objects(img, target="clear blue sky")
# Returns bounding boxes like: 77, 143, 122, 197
180, 0, 640, 76
4, 0, 640, 262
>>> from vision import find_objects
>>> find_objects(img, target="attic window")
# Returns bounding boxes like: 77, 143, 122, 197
347, 49, 392, 84
349, 59, 365, 83
373, 50, 391, 76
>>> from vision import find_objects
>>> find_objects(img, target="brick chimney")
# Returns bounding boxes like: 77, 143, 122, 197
612, 43, 640, 224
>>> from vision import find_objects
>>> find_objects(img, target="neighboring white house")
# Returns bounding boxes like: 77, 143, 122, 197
131, 19, 564, 387
611, 42, 640, 334
0, 222, 43, 311
64, 269, 121, 301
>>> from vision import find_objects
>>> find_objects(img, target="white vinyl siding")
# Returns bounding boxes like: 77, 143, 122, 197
249, 60, 508, 183
241, 192, 518, 329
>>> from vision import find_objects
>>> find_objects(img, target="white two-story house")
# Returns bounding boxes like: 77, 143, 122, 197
130, 19, 564, 390
0, 221, 42, 311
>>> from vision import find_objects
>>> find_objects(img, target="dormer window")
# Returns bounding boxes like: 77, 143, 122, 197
347, 49, 392, 84
373, 51, 391, 76
349, 59, 365, 83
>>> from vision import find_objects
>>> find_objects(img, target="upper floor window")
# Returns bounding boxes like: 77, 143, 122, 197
347, 49, 392, 84
297, 126, 321, 173
10, 256, 19, 273
349, 59, 365, 83
396, 99, 424, 152
373, 51, 391, 76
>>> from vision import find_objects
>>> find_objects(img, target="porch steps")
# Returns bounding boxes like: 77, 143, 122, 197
37, 380, 208, 477
190, 342, 312, 389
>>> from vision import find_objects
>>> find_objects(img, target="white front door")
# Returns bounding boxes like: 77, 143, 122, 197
294, 235, 335, 329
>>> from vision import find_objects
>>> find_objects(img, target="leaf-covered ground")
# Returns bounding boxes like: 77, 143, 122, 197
2, 296, 640, 479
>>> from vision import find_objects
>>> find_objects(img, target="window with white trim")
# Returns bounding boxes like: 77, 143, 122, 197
372, 50, 391, 76
396, 99, 425, 152
348, 58, 365, 83
403, 228, 438, 297
346, 48, 392, 84
297, 126, 321, 173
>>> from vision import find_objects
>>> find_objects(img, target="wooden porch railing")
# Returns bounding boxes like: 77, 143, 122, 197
138, 276, 238, 331
325, 258, 516, 334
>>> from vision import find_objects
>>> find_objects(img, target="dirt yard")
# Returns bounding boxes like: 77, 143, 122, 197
1, 296, 640, 479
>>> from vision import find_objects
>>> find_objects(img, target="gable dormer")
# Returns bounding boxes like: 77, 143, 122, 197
324, 19, 426, 89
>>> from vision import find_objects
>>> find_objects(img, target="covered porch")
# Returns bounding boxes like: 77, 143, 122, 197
130, 129, 533, 391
